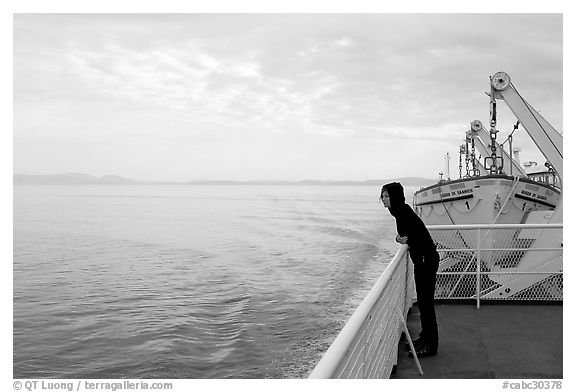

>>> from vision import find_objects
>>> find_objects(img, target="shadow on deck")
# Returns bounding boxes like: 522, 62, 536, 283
392, 302, 563, 379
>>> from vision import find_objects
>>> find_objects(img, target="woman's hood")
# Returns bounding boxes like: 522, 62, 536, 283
381, 182, 406, 209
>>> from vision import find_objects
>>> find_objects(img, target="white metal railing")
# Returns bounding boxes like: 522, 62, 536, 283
429, 223, 563, 307
308, 223, 562, 379
309, 245, 414, 379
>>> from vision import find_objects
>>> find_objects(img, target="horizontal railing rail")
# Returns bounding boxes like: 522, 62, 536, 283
425, 223, 563, 230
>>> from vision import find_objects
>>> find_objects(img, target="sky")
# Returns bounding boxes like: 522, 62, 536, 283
13, 12, 563, 182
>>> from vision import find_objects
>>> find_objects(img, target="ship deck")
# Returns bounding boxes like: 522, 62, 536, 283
392, 302, 563, 379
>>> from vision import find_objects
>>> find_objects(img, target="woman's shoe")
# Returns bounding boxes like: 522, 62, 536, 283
404, 337, 425, 350
408, 344, 437, 358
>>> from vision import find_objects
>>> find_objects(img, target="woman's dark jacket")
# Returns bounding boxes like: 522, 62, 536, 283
382, 182, 437, 262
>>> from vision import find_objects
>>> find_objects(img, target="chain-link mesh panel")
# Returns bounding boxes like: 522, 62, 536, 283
428, 224, 562, 301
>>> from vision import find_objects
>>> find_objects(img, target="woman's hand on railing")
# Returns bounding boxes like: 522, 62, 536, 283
396, 234, 408, 245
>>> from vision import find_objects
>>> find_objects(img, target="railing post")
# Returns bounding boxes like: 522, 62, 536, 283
404, 251, 410, 314
476, 228, 481, 309
362, 324, 366, 378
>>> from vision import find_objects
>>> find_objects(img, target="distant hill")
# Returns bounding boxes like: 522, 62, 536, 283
14, 173, 435, 186
184, 177, 435, 186
14, 173, 137, 185
361, 177, 436, 187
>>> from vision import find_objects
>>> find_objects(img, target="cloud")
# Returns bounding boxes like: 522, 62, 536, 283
19, 14, 563, 138
63, 42, 355, 136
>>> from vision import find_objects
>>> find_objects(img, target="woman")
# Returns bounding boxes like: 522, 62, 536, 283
380, 182, 439, 357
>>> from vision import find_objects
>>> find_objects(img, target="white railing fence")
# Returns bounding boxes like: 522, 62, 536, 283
309, 223, 562, 379
309, 245, 414, 379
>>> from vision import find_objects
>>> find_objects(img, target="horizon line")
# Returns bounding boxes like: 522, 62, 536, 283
13, 173, 436, 185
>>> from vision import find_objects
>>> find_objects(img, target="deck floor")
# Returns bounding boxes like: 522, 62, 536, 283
392, 302, 563, 379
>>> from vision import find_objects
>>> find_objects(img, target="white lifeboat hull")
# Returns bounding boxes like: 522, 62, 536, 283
414, 175, 560, 271
414, 175, 559, 226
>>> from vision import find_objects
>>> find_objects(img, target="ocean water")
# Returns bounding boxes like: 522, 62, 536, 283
13, 184, 411, 379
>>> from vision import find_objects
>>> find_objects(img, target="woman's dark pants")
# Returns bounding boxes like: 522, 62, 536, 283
413, 251, 440, 351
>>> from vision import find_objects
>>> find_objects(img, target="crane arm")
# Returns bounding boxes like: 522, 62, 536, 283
463, 131, 490, 176
490, 72, 563, 185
